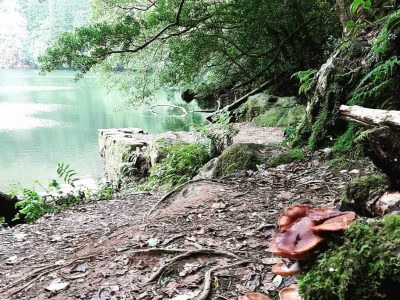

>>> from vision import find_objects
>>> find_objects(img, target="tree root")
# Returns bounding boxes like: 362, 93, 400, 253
138, 248, 243, 283
198, 260, 252, 300
4, 255, 96, 297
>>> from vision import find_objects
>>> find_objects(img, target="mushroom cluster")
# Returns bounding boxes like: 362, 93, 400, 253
270, 205, 356, 262
268, 204, 357, 300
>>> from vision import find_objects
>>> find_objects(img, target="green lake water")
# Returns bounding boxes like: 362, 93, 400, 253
0, 70, 202, 188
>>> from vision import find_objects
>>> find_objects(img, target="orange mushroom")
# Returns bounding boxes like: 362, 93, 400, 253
312, 211, 356, 233
274, 217, 325, 260
272, 261, 301, 276
277, 205, 311, 233
271, 205, 357, 262
239, 292, 272, 300
279, 285, 303, 300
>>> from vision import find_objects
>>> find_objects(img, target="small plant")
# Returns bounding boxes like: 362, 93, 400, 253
148, 142, 212, 190
57, 163, 78, 186
293, 69, 317, 95
11, 185, 53, 223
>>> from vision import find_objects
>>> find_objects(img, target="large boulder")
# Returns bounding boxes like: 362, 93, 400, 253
212, 143, 269, 178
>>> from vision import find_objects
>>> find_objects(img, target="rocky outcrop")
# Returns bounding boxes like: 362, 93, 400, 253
98, 128, 195, 184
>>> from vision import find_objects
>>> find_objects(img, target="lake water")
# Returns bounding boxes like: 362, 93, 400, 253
0, 70, 202, 188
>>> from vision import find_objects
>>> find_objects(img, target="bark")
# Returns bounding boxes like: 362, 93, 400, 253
362, 126, 400, 188
335, 0, 353, 28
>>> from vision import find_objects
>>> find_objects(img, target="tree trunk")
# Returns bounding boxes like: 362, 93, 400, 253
361, 126, 400, 188
0, 191, 20, 225
335, 0, 354, 28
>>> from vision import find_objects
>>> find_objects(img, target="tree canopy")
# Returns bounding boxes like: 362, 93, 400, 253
39, 0, 341, 106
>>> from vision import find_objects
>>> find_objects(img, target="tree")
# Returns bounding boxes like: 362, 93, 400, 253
0, 0, 28, 68
39, 0, 341, 106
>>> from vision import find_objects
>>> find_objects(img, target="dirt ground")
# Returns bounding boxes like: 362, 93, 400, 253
0, 145, 376, 300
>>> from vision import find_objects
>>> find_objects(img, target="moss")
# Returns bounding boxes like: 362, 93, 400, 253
252, 107, 286, 127
267, 148, 304, 168
212, 143, 265, 178
253, 106, 305, 128
332, 124, 358, 155
299, 215, 400, 300
339, 174, 390, 215
238, 93, 278, 121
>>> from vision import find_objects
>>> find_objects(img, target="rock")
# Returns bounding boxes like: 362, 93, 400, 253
0, 191, 21, 226
367, 192, 400, 216
212, 143, 269, 178
193, 158, 219, 180
98, 128, 195, 184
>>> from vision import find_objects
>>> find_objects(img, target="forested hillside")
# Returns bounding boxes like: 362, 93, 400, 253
0, 0, 90, 68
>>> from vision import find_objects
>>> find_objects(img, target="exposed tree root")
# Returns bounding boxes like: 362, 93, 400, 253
198, 260, 252, 300
141, 248, 244, 283
5, 255, 96, 297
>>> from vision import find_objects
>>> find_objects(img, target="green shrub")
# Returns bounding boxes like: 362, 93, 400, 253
148, 142, 212, 190
267, 148, 304, 168
299, 215, 400, 300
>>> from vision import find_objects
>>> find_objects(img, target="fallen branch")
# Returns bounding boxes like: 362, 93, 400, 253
150, 104, 188, 117
143, 248, 243, 283
206, 80, 273, 122
198, 260, 252, 300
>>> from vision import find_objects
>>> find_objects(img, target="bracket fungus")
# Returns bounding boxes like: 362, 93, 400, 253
271, 260, 301, 276
239, 292, 272, 300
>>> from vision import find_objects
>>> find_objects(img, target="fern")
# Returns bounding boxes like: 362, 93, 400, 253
56, 163, 78, 186
349, 57, 400, 105
293, 69, 317, 95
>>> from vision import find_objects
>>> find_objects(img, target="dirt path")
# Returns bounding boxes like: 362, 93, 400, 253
0, 150, 374, 300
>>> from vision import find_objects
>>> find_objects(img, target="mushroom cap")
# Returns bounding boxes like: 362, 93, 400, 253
312, 211, 357, 233
239, 292, 272, 300
275, 217, 325, 260
278, 205, 311, 233
279, 285, 303, 300
272, 261, 301, 276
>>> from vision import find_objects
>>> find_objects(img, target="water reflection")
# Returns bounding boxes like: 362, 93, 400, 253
0, 70, 203, 188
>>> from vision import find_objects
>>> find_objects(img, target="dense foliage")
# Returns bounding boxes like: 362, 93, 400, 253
0, 0, 90, 68
39, 0, 341, 106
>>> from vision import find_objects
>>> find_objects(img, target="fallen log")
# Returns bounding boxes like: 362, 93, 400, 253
339, 105, 400, 131
206, 80, 273, 122
339, 105, 400, 188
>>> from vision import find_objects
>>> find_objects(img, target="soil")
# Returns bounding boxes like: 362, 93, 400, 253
0, 130, 376, 300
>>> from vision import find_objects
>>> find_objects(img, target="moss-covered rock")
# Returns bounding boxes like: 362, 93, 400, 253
299, 215, 400, 300
267, 148, 304, 168
253, 106, 305, 127
212, 143, 267, 178
238, 93, 278, 121
340, 174, 390, 215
